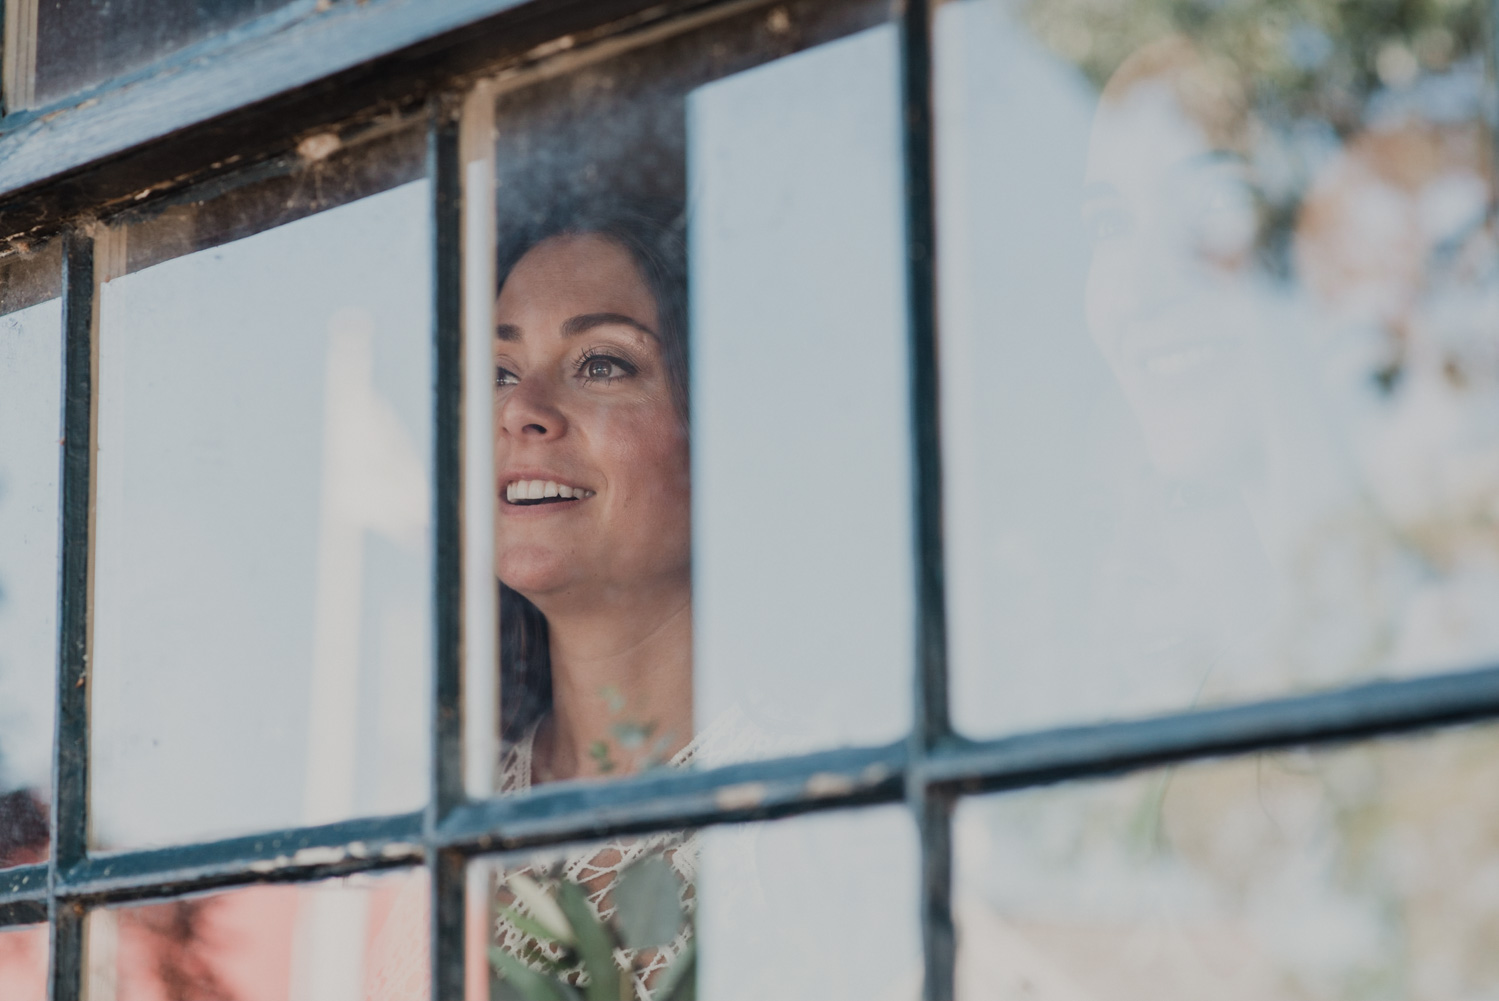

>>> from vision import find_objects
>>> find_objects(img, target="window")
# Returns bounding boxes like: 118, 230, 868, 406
0, 0, 1496, 998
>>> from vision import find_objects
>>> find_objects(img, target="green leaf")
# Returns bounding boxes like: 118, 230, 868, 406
656, 941, 697, 1001
555, 880, 623, 1001
505, 875, 577, 945
613, 855, 684, 951
498, 905, 571, 948
489, 946, 576, 1001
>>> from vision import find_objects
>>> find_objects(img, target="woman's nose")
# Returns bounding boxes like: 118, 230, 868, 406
497, 376, 567, 439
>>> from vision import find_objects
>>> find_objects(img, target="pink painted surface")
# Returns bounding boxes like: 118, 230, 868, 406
93, 869, 430, 1000
0, 924, 47, 1001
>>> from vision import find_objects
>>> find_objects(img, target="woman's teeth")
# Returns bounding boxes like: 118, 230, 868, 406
506, 480, 594, 503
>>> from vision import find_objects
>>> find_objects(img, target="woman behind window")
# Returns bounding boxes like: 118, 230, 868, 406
489, 202, 697, 1000
494, 201, 693, 787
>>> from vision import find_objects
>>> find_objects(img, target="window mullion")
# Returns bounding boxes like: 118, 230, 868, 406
49, 225, 96, 1001
898, 0, 956, 997
428, 94, 467, 1001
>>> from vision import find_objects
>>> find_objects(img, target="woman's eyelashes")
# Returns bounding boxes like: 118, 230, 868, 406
576, 348, 639, 384
492, 348, 643, 391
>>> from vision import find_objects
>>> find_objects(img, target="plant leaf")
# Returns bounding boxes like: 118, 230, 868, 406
555, 879, 622, 1001
613, 855, 684, 951
498, 905, 572, 948
489, 946, 574, 1001
505, 875, 577, 945
656, 940, 696, 1001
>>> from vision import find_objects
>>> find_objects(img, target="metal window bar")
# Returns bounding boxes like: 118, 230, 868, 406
1, 2, 1498, 1000
429, 94, 469, 1001
895, 1, 956, 999
6, 665, 1499, 912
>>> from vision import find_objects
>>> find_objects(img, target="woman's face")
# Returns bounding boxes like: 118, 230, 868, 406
1083, 80, 1263, 482
493, 233, 690, 607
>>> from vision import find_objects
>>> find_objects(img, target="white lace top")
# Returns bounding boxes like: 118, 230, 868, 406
491, 722, 702, 1000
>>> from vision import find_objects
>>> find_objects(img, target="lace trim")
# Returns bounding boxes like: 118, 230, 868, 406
492, 722, 703, 1000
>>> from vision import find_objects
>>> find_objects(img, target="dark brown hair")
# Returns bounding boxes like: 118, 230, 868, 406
496, 199, 688, 743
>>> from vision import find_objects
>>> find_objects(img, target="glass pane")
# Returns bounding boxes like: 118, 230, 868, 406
474, 0, 910, 795
956, 724, 1499, 999
0, 243, 61, 870
90, 127, 431, 850
0, 923, 47, 999
86, 867, 428, 1001
470, 805, 920, 1000
936, 0, 1499, 738
4, 0, 307, 110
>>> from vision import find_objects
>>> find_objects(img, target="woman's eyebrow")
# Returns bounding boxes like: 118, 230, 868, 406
495, 323, 521, 342
561, 312, 657, 340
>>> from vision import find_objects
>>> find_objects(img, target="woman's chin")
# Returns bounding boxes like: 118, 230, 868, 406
496, 548, 575, 599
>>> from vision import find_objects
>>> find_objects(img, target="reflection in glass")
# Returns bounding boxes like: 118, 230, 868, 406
937, 0, 1499, 737
0, 923, 47, 999
86, 867, 428, 1001
90, 131, 432, 849
473, 806, 920, 1000
481, 0, 910, 795
956, 725, 1499, 999
0, 245, 61, 870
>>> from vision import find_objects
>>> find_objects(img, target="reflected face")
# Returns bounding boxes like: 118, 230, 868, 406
493, 234, 690, 605
1083, 82, 1262, 481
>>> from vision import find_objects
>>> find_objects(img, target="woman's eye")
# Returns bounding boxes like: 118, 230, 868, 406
495, 366, 520, 387
579, 354, 635, 382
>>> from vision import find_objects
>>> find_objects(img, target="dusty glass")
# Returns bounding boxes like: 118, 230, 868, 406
0, 243, 61, 870
0, 923, 47, 998
471, 805, 920, 1000
936, 0, 1499, 737
85, 867, 428, 1000
89, 126, 432, 850
474, 0, 911, 798
3, 0, 307, 110
955, 724, 1499, 999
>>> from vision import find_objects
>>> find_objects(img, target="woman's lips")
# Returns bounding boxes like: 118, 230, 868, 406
502, 478, 595, 506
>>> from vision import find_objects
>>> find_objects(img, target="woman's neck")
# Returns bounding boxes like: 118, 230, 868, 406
532, 586, 694, 783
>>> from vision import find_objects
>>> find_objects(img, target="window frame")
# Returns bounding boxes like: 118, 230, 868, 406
0, 1, 1497, 998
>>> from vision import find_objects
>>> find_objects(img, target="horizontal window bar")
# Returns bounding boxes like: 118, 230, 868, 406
55, 812, 423, 904
17, 663, 1499, 907
926, 662, 1499, 793
441, 742, 908, 852
0, 898, 46, 926
0, 864, 48, 915
0, 0, 698, 234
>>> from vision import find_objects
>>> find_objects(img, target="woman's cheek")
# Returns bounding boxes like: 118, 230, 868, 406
592, 400, 690, 501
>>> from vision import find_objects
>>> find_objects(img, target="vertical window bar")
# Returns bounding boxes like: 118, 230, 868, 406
429, 95, 467, 1001
898, 0, 956, 997
50, 227, 96, 1001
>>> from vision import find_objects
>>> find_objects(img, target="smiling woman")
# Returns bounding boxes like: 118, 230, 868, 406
493, 203, 692, 788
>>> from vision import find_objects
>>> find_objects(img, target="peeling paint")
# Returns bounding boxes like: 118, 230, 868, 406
714, 782, 769, 811
296, 132, 341, 163
528, 34, 577, 60
379, 841, 422, 859
290, 845, 348, 867
804, 772, 856, 798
